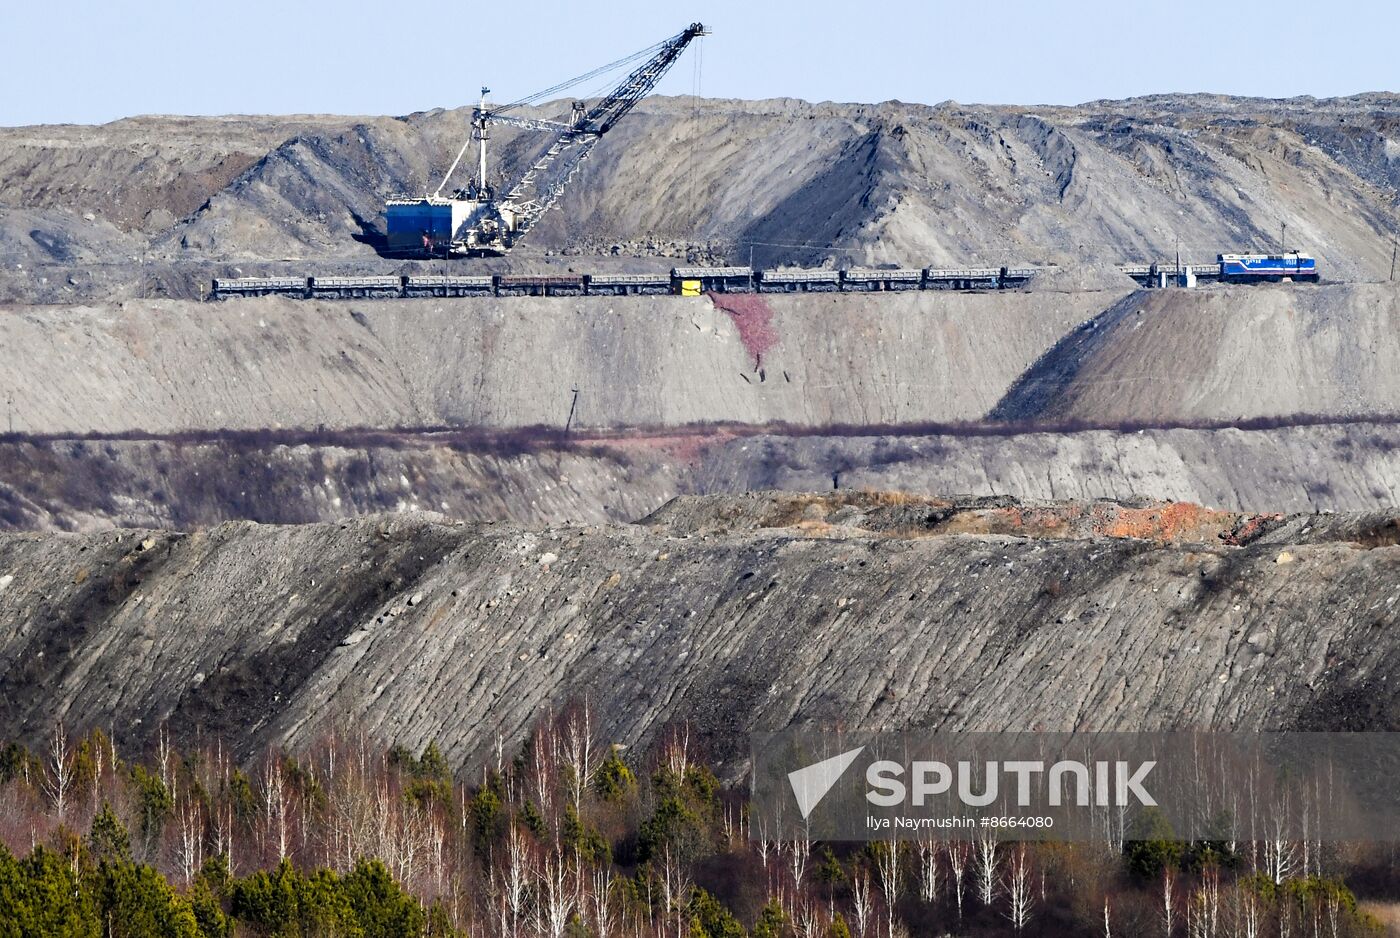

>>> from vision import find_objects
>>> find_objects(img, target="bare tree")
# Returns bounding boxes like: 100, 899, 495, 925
850, 866, 874, 938
214, 802, 235, 876
1003, 844, 1033, 932
946, 840, 969, 921
787, 821, 811, 893
1161, 868, 1177, 938
45, 722, 74, 821
1103, 896, 1112, 938
1187, 866, 1219, 938
529, 718, 560, 829
1230, 880, 1261, 938
793, 902, 823, 938
663, 725, 691, 779
1324, 891, 1342, 938
428, 814, 446, 897
755, 803, 778, 872
561, 701, 595, 815
916, 838, 940, 903
653, 844, 692, 938
875, 838, 901, 938
1262, 808, 1299, 887
177, 794, 204, 887
536, 845, 577, 938
975, 828, 1000, 907
498, 823, 532, 938
721, 804, 738, 846
262, 754, 292, 863
157, 724, 173, 795
588, 867, 617, 938
91, 729, 106, 799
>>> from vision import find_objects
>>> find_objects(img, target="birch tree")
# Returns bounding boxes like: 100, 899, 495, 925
946, 840, 969, 920
1161, 868, 1177, 938
850, 866, 874, 938
875, 838, 901, 938
45, 722, 74, 821
1003, 844, 1033, 931
916, 838, 940, 903
561, 701, 595, 815
975, 828, 1000, 907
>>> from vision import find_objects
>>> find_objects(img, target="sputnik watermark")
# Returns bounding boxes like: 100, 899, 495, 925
753, 732, 1400, 842
865, 758, 1156, 807
788, 747, 864, 819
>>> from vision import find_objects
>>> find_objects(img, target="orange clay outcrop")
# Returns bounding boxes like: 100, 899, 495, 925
643, 492, 1315, 547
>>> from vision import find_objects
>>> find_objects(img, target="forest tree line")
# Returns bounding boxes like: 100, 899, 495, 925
0, 708, 1393, 937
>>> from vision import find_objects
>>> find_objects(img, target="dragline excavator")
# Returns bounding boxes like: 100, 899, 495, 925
384, 22, 708, 258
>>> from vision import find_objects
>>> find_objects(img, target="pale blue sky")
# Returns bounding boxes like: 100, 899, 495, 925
3, 0, 1396, 126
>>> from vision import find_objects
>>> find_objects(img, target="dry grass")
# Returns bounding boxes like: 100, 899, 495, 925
1358, 901, 1400, 935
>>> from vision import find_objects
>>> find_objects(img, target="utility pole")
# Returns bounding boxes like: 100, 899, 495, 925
1280, 221, 1287, 253
1390, 236, 1396, 282
564, 388, 580, 434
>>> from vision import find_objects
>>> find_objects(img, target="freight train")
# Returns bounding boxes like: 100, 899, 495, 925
210, 253, 1320, 301
1121, 252, 1320, 287
210, 266, 1040, 300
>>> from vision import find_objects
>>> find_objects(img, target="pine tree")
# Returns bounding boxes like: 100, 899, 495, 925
89, 801, 133, 865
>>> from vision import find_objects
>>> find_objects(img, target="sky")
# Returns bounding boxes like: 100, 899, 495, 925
2, 0, 1397, 126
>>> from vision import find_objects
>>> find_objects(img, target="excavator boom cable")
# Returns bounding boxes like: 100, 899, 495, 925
493, 38, 671, 116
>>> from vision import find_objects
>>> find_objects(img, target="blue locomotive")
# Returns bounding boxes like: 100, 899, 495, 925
1218, 252, 1318, 283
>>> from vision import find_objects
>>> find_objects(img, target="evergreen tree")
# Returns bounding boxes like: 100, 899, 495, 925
95, 861, 201, 938
470, 786, 505, 855
1123, 807, 1184, 879
752, 897, 789, 938
232, 858, 359, 937
341, 858, 426, 938
638, 763, 722, 864
594, 745, 637, 802
190, 855, 234, 938
89, 801, 133, 865
0, 844, 101, 937
129, 763, 174, 846
687, 886, 745, 938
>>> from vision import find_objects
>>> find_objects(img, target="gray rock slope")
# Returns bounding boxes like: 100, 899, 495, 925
0, 494, 1396, 772
3, 421, 1399, 532
0, 290, 1117, 435
4, 283, 1398, 439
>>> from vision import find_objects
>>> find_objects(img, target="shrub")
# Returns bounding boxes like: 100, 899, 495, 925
1123, 807, 1183, 878
89, 802, 132, 866
341, 858, 426, 938
688, 886, 745, 938
0, 844, 100, 936
95, 861, 202, 938
594, 745, 637, 802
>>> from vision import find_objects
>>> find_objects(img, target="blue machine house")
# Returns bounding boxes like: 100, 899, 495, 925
1218, 252, 1319, 282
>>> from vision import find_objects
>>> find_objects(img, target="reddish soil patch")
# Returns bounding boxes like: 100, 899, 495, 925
707, 292, 779, 365
941, 501, 1255, 545
594, 428, 741, 465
